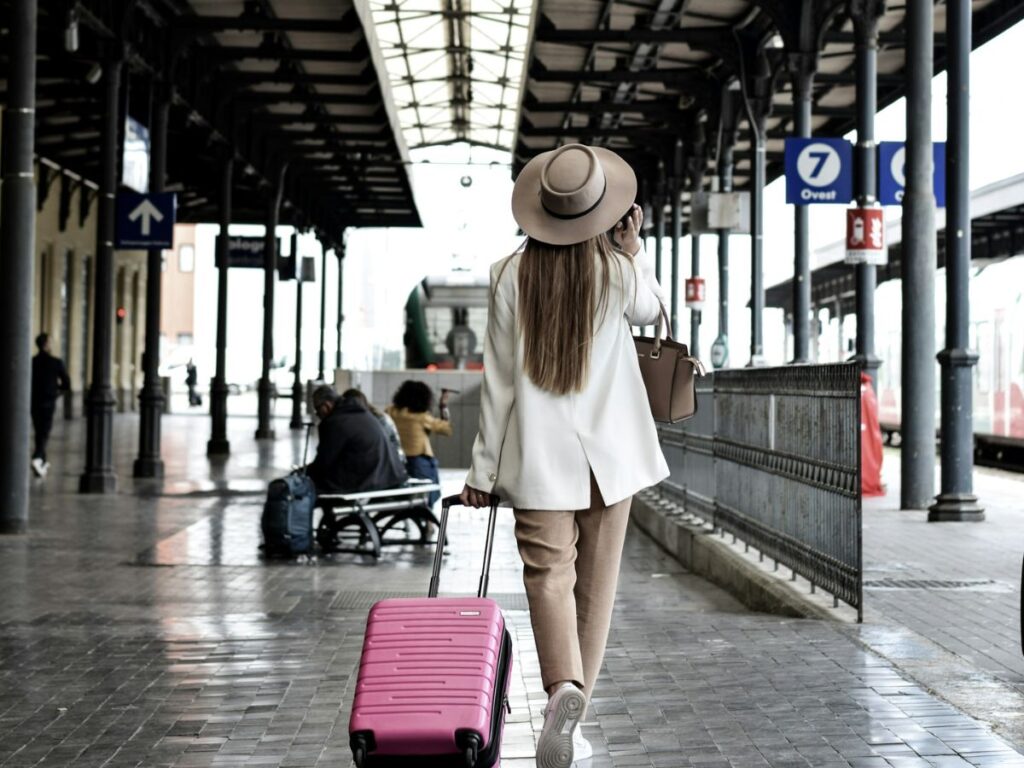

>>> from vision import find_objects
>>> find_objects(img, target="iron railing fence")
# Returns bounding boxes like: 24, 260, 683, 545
654, 364, 862, 620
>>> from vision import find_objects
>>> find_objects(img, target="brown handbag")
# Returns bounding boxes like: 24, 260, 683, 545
633, 306, 706, 423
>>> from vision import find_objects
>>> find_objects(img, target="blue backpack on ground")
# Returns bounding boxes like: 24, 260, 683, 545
261, 425, 317, 557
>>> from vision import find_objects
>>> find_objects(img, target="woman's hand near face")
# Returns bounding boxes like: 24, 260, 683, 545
614, 204, 644, 257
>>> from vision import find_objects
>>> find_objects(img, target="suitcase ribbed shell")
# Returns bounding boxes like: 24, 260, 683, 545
350, 596, 508, 758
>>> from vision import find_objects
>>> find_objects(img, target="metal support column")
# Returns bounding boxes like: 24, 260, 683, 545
690, 232, 701, 356
849, 0, 884, 386
931, 0, 983, 521
901, 0, 937, 511
289, 232, 304, 430
0, 0, 37, 531
80, 57, 123, 494
317, 246, 328, 381
134, 86, 170, 478
208, 155, 234, 456
335, 240, 345, 371
791, 58, 815, 363
669, 175, 682, 339
653, 196, 665, 284
713, 141, 735, 370
748, 105, 767, 366
689, 130, 706, 359
256, 164, 287, 440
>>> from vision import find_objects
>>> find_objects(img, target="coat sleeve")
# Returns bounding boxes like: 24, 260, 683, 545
466, 258, 516, 493
307, 420, 343, 488
623, 244, 666, 329
423, 413, 453, 436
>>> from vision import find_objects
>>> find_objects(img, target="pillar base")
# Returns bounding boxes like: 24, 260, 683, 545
746, 354, 768, 368
928, 493, 984, 521
207, 438, 231, 457
79, 471, 117, 494
290, 381, 305, 429
255, 428, 276, 440
133, 457, 165, 478
0, 520, 28, 535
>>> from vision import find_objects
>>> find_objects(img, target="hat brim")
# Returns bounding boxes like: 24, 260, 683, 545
511, 147, 637, 246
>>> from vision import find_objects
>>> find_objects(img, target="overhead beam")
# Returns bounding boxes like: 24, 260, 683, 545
534, 20, 730, 47
174, 13, 359, 34
201, 43, 368, 64
530, 64, 704, 84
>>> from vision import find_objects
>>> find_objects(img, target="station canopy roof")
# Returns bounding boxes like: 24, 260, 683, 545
764, 172, 1024, 314
0, 0, 422, 246
369, 0, 531, 151
514, 0, 1024, 212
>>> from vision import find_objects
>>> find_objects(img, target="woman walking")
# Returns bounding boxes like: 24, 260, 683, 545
461, 144, 669, 767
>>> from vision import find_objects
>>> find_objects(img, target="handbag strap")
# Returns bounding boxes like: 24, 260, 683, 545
653, 303, 672, 353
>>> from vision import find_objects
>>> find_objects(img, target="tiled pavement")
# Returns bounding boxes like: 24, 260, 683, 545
855, 453, 1024, 748
1, 411, 1023, 767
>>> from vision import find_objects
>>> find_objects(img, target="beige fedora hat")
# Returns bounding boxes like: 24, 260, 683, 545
512, 143, 637, 246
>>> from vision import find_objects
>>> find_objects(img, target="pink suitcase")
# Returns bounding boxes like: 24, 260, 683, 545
349, 495, 512, 767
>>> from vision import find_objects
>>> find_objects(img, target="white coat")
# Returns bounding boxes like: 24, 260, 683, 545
466, 245, 670, 510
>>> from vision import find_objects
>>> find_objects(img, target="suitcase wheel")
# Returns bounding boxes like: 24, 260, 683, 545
457, 732, 482, 767
353, 744, 366, 768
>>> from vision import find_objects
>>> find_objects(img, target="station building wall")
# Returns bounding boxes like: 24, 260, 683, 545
23, 163, 147, 417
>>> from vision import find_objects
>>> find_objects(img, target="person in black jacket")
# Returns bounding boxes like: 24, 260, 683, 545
31, 333, 70, 478
307, 386, 408, 495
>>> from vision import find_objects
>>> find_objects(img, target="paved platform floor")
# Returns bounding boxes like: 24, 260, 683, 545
856, 452, 1024, 748
1, 412, 1023, 767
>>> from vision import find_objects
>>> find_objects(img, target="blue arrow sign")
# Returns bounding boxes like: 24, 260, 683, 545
878, 141, 946, 206
784, 138, 854, 205
115, 192, 176, 248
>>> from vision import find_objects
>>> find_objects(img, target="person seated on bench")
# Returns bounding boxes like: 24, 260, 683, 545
342, 388, 405, 463
308, 385, 408, 496
386, 380, 452, 507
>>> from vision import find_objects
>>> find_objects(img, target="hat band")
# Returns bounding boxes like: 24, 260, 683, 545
540, 178, 607, 221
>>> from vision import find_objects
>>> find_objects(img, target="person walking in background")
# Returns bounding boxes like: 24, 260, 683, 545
185, 359, 201, 407
30, 333, 70, 478
386, 380, 452, 506
460, 144, 668, 767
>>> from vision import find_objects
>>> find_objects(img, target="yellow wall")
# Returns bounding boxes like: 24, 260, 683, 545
30, 167, 147, 415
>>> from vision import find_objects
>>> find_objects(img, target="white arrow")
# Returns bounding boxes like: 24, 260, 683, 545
128, 199, 164, 236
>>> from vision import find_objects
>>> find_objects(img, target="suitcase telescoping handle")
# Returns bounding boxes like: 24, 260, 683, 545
428, 494, 501, 599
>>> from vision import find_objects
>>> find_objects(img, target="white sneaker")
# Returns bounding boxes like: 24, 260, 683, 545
536, 683, 586, 768
31, 458, 45, 478
40, 461, 50, 478
573, 728, 593, 762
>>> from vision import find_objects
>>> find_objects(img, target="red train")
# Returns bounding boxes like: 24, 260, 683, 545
875, 257, 1024, 463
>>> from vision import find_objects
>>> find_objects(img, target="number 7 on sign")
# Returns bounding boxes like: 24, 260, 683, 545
807, 151, 830, 179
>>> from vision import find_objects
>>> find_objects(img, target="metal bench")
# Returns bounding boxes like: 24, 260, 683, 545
315, 479, 442, 558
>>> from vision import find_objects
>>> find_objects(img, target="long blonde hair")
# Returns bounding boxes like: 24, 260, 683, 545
510, 233, 620, 395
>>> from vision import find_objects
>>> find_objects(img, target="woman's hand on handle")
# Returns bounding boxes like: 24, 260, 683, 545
460, 484, 491, 508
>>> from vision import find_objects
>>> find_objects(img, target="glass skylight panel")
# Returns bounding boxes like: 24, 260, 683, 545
368, 0, 534, 150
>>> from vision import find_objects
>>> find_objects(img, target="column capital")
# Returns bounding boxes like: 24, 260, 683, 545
846, 0, 885, 40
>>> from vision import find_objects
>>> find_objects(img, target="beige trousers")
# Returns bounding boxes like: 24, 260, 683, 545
513, 475, 632, 705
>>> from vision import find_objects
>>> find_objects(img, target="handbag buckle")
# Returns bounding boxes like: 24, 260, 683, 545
649, 347, 661, 360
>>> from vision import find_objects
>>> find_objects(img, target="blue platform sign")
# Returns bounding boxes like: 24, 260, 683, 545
784, 138, 854, 205
878, 141, 946, 206
115, 192, 176, 248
